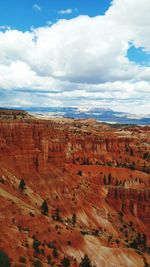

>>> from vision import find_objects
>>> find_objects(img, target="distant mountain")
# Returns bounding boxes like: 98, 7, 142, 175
26, 106, 150, 125
0, 106, 150, 125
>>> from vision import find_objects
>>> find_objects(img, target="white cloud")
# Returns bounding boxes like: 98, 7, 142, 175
0, 25, 11, 31
0, 0, 150, 114
58, 8, 73, 15
33, 4, 41, 12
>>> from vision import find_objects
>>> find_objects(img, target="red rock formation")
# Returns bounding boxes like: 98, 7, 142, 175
107, 187, 150, 227
0, 116, 150, 266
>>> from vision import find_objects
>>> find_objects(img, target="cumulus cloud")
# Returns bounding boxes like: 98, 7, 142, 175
58, 8, 73, 15
0, 0, 150, 114
0, 25, 11, 31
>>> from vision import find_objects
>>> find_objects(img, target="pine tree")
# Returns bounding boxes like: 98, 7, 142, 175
142, 233, 147, 249
33, 239, 41, 254
108, 173, 111, 185
19, 178, 26, 192
0, 251, 11, 267
130, 148, 134, 156
79, 254, 93, 267
103, 175, 107, 185
61, 256, 71, 267
72, 213, 77, 225
41, 200, 49, 215
52, 247, 58, 258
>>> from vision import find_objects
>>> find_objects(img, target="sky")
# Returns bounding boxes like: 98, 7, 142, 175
0, 0, 150, 114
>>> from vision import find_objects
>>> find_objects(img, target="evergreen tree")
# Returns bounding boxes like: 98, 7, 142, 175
52, 208, 62, 221
33, 239, 41, 254
103, 175, 107, 185
61, 256, 71, 267
136, 232, 141, 245
129, 239, 138, 249
79, 254, 93, 267
47, 255, 53, 265
33, 259, 43, 267
130, 148, 134, 156
77, 171, 82, 176
41, 200, 49, 215
52, 247, 58, 258
19, 178, 26, 192
0, 251, 11, 267
72, 213, 77, 225
108, 173, 111, 185
142, 233, 147, 249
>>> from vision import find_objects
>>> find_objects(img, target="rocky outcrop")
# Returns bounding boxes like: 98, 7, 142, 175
107, 187, 150, 226
0, 121, 66, 172
0, 108, 31, 120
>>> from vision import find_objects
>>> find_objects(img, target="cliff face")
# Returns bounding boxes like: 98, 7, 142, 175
0, 121, 66, 173
0, 120, 147, 172
0, 117, 150, 267
107, 187, 150, 226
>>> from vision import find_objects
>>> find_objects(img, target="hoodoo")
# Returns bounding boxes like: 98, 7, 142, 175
0, 111, 150, 266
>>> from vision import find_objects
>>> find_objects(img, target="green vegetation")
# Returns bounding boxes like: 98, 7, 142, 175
143, 152, 150, 160
79, 254, 93, 267
19, 256, 26, 263
41, 200, 49, 215
52, 247, 58, 258
108, 173, 112, 185
19, 179, 26, 192
52, 208, 62, 221
103, 173, 112, 185
103, 175, 107, 185
33, 239, 41, 254
61, 256, 71, 267
72, 213, 77, 225
47, 255, 52, 265
33, 259, 43, 267
0, 251, 11, 267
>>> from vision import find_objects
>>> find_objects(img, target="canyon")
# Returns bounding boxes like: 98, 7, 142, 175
0, 110, 150, 267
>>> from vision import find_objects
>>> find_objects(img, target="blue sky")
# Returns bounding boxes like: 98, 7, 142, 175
0, 0, 112, 31
0, 0, 150, 114
127, 46, 150, 66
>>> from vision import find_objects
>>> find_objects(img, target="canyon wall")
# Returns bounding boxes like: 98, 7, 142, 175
0, 117, 150, 266
0, 120, 144, 173
107, 187, 150, 226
